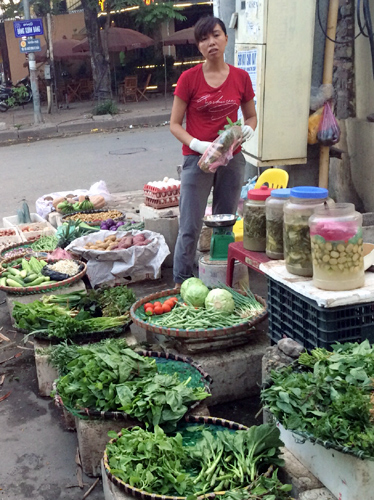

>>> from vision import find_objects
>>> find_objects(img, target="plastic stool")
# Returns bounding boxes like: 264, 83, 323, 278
226, 241, 271, 286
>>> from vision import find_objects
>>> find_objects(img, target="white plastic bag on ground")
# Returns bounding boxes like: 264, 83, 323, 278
35, 180, 112, 219
66, 229, 170, 287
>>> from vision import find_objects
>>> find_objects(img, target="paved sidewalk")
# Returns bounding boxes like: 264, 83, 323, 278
0, 94, 174, 145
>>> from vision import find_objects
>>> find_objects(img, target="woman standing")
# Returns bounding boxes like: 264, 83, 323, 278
170, 16, 257, 286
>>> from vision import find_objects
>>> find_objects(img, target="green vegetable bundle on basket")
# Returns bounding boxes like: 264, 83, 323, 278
51, 338, 211, 431
104, 421, 291, 498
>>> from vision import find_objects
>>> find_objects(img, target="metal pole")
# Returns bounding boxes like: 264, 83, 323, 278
22, 0, 43, 124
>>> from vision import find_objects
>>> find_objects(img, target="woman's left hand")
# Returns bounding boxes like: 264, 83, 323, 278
241, 124, 255, 142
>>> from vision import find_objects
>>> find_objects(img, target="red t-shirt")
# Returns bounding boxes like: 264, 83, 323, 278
174, 64, 255, 156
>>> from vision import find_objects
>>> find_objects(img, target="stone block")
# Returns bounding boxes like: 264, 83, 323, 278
139, 203, 179, 220
279, 447, 323, 498
76, 416, 139, 477
0, 129, 19, 142
102, 459, 133, 500
299, 488, 337, 500
146, 332, 270, 405
0, 122, 6, 130
144, 217, 179, 268
34, 338, 58, 397
18, 124, 59, 140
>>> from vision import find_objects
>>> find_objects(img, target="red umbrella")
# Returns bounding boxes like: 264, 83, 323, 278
35, 37, 91, 62
162, 27, 195, 46
72, 27, 154, 53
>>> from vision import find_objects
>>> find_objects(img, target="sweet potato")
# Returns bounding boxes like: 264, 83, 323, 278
118, 236, 133, 249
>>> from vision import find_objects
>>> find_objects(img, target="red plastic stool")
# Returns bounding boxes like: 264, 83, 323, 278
226, 241, 271, 286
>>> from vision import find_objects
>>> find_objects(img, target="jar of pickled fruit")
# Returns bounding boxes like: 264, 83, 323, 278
283, 187, 332, 276
243, 186, 272, 251
265, 188, 291, 259
309, 203, 364, 291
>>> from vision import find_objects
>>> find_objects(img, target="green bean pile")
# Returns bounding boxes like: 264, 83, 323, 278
149, 303, 243, 330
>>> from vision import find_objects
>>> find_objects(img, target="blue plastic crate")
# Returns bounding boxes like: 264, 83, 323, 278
267, 277, 374, 350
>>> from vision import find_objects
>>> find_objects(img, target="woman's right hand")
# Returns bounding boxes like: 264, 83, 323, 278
189, 138, 214, 155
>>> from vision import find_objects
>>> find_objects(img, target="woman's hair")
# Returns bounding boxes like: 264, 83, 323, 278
194, 16, 227, 44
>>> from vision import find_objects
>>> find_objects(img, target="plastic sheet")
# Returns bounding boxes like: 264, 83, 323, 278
66, 230, 170, 287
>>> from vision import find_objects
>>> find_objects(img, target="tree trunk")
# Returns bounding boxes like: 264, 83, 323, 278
0, 23, 11, 83
80, 0, 111, 99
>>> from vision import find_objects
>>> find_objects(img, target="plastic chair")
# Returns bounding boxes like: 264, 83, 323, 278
254, 168, 289, 189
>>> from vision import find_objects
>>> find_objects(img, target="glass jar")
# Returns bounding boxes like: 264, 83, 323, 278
243, 186, 272, 251
265, 188, 291, 259
283, 186, 332, 276
309, 203, 364, 291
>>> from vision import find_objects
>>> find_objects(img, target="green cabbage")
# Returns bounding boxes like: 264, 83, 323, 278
180, 277, 209, 307
205, 289, 235, 314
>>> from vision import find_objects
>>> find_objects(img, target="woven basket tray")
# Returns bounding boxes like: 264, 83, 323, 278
0, 242, 35, 262
61, 209, 124, 226
55, 350, 212, 420
130, 288, 268, 339
103, 415, 249, 500
0, 259, 87, 295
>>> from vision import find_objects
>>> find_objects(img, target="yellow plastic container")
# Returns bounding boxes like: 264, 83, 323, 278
233, 218, 243, 242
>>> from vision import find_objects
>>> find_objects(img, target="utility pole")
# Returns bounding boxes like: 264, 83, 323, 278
22, 0, 43, 124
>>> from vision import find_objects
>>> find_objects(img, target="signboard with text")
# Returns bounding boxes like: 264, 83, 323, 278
13, 19, 43, 38
19, 38, 41, 53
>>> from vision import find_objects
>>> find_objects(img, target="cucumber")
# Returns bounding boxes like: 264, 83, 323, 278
6, 278, 23, 287
7, 275, 25, 286
21, 259, 31, 272
20, 269, 27, 279
27, 276, 50, 287
0, 277, 7, 287
8, 268, 21, 277
23, 273, 39, 283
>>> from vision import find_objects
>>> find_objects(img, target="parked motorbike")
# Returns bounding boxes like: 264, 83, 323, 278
0, 77, 33, 112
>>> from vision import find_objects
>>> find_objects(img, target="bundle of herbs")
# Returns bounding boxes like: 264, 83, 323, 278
105, 423, 287, 497
78, 285, 137, 317
261, 340, 374, 458
52, 339, 210, 430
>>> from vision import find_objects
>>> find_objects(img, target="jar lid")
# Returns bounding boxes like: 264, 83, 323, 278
248, 186, 272, 200
271, 188, 291, 199
290, 186, 328, 199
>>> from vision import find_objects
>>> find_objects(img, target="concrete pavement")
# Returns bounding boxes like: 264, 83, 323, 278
0, 95, 174, 145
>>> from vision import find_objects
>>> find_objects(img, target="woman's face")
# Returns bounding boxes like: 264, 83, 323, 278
198, 23, 228, 60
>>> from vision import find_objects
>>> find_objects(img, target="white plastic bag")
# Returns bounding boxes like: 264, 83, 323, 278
66, 229, 170, 287
35, 180, 112, 219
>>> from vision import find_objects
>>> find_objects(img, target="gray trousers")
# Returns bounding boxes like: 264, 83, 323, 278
173, 152, 245, 283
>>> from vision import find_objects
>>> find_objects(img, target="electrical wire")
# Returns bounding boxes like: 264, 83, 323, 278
317, 0, 364, 44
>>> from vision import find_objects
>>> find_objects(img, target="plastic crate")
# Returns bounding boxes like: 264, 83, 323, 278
267, 277, 374, 350
18, 221, 57, 242
143, 183, 180, 209
3, 213, 44, 228
0, 227, 22, 251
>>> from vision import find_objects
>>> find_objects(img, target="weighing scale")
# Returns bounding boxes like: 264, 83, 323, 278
202, 214, 237, 260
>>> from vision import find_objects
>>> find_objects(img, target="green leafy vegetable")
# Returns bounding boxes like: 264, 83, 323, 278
205, 289, 235, 314
106, 423, 286, 497
180, 277, 209, 307
261, 340, 374, 458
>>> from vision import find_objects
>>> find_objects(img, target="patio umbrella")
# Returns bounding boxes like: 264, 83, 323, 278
35, 37, 91, 63
72, 27, 154, 53
162, 27, 195, 46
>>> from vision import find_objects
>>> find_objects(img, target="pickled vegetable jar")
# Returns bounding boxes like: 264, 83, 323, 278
283, 187, 331, 276
265, 188, 291, 259
309, 203, 364, 291
243, 186, 272, 251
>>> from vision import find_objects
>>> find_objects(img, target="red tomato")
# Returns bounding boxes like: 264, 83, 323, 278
162, 303, 172, 314
144, 303, 154, 310
145, 308, 153, 316
163, 300, 174, 308
169, 297, 178, 305
153, 301, 162, 308
154, 306, 163, 315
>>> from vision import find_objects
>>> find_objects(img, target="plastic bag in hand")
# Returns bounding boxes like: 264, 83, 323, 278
198, 126, 243, 173
317, 102, 341, 147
